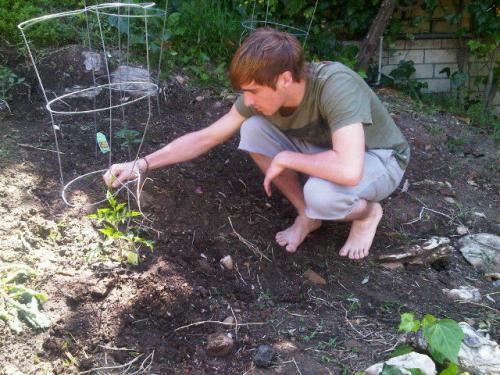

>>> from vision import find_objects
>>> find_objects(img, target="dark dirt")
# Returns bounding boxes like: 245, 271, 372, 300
0, 52, 499, 375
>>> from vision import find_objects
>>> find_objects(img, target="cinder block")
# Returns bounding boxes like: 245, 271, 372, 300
421, 78, 451, 93
441, 39, 458, 49
387, 49, 424, 64
492, 105, 500, 116
492, 91, 500, 106
468, 78, 486, 92
424, 49, 457, 63
406, 39, 442, 49
413, 64, 435, 79
434, 63, 459, 77
433, 20, 455, 33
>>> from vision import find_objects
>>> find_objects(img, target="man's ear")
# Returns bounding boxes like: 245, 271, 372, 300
277, 71, 293, 88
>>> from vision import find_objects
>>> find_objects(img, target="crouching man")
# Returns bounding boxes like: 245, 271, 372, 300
103, 28, 410, 260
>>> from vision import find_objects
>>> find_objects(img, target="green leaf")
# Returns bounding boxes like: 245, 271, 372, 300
423, 319, 464, 364
126, 251, 139, 266
421, 314, 437, 327
99, 226, 116, 237
438, 363, 459, 375
390, 344, 414, 358
18, 296, 51, 329
399, 313, 421, 332
380, 364, 407, 375
408, 369, 426, 375
106, 190, 117, 208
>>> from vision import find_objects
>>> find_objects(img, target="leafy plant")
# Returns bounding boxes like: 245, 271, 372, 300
398, 313, 465, 370
0, 264, 51, 334
115, 128, 142, 150
386, 60, 428, 100
87, 190, 153, 265
0, 66, 26, 107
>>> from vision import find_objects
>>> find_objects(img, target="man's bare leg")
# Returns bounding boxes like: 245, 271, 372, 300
339, 199, 383, 260
250, 152, 321, 252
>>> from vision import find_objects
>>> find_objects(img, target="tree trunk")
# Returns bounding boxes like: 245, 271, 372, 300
355, 0, 398, 72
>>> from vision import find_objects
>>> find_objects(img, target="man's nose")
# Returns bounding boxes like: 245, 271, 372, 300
243, 93, 253, 107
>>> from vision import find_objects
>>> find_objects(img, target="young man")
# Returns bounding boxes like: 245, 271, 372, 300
103, 28, 410, 260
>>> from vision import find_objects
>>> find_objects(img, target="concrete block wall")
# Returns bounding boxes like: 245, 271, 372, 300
379, 38, 500, 114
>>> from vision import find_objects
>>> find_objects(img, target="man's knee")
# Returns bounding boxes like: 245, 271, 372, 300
303, 177, 358, 221
240, 116, 270, 143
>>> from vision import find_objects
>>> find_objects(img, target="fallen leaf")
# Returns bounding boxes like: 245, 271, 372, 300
304, 269, 327, 285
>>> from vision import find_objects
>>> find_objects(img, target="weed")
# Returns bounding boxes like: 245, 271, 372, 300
383, 60, 428, 100
317, 336, 340, 350
115, 128, 142, 150
87, 190, 153, 265
381, 300, 404, 314
0, 264, 51, 333
0, 66, 26, 105
446, 136, 466, 154
257, 288, 273, 308
428, 124, 443, 136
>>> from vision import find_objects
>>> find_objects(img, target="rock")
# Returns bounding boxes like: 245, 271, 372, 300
111, 66, 157, 96
303, 269, 327, 285
82, 51, 102, 72
220, 255, 234, 270
458, 322, 500, 375
195, 96, 204, 101
253, 344, 276, 368
206, 333, 234, 357
174, 75, 186, 84
458, 233, 500, 273
442, 286, 481, 302
2, 365, 25, 375
222, 316, 234, 326
365, 352, 436, 375
457, 225, 469, 235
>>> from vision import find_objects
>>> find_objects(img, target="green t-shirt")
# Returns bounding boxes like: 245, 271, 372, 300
235, 62, 410, 169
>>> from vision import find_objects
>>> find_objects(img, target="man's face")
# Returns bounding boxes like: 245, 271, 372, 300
240, 80, 287, 116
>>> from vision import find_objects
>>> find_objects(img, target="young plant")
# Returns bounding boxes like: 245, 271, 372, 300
397, 313, 465, 375
0, 264, 51, 334
115, 128, 142, 150
87, 190, 153, 265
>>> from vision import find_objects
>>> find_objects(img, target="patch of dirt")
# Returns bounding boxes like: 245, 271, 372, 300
0, 55, 499, 375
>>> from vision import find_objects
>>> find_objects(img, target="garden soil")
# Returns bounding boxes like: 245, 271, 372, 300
0, 55, 499, 374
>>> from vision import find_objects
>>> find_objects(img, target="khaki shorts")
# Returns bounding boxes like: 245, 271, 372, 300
238, 116, 406, 220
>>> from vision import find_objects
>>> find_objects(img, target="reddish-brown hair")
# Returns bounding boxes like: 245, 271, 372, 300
229, 28, 305, 90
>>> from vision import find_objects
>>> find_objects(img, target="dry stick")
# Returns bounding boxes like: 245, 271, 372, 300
458, 300, 499, 312
175, 320, 265, 332
229, 304, 239, 338
79, 353, 143, 374
18, 143, 65, 154
228, 217, 272, 262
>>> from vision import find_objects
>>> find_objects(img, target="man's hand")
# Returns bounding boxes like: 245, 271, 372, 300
103, 159, 145, 188
263, 151, 288, 197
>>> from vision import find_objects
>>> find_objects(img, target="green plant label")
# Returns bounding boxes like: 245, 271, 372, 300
96, 132, 110, 154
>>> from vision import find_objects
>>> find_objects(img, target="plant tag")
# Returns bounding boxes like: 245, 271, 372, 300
96, 132, 110, 154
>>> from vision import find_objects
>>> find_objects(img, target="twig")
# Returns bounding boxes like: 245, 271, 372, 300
79, 353, 143, 374
457, 300, 499, 312
228, 217, 271, 262
175, 319, 265, 332
98, 345, 136, 351
229, 305, 238, 338
18, 143, 65, 154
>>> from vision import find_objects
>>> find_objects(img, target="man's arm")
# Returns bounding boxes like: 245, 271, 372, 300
104, 104, 246, 188
263, 123, 365, 195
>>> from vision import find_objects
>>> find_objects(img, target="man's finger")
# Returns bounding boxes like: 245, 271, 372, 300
263, 178, 272, 197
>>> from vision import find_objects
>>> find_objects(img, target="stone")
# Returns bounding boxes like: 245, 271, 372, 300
458, 322, 500, 375
220, 255, 234, 270
222, 316, 235, 326
82, 51, 102, 72
365, 352, 436, 375
273, 340, 299, 353
253, 344, 276, 368
303, 269, 327, 285
458, 233, 500, 273
206, 333, 234, 357
457, 225, 469, 235
442, 286, 481, 302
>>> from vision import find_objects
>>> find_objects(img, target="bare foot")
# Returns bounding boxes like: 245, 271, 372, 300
276, 215, 322, 253
339, 202, 383, 260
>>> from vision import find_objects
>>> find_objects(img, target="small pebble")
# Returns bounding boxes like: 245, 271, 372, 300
253, 344, 276, 368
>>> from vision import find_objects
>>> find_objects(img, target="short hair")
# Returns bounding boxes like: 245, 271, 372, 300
229, 28, 305, 90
